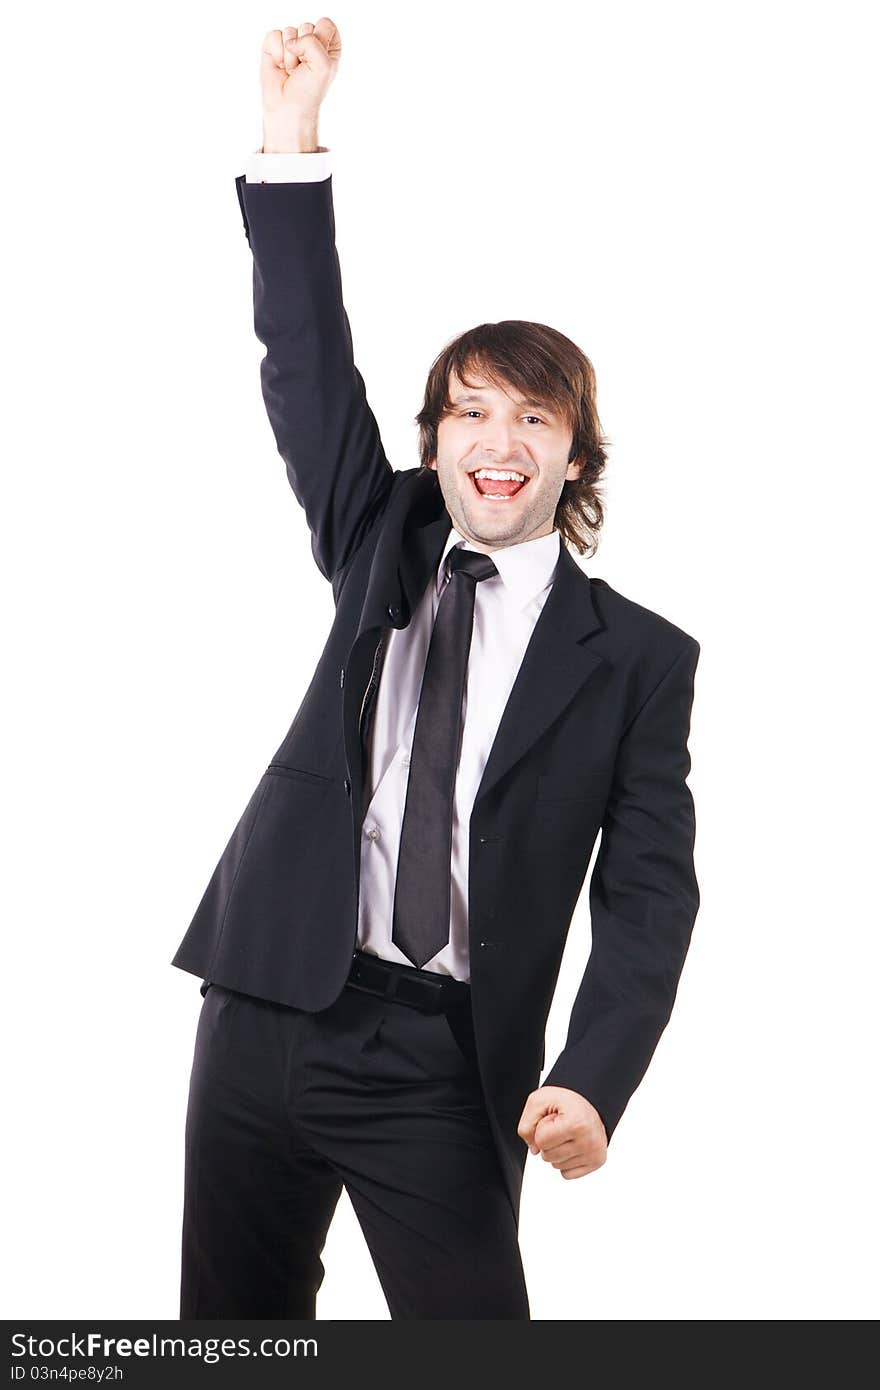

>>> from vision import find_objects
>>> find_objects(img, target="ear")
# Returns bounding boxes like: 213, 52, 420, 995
565, 454, 584, 483
427, 458, 438, 472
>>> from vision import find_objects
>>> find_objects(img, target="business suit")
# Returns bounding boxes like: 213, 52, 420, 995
172, 171, 700, 1313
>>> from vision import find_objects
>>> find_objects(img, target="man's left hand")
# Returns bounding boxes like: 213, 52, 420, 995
517, 1086, 608, 1179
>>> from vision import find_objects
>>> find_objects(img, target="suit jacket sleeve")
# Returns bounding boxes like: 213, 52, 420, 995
541, 636, 701, 1141
234, 169, 394, 583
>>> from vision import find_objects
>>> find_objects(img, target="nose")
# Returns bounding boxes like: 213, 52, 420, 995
478, 419, 520, 461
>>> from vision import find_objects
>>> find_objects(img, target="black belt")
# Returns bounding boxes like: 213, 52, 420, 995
345, 949, 470, 1014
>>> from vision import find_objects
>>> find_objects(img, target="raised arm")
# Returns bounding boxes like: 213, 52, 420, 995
237, 20, 394, 582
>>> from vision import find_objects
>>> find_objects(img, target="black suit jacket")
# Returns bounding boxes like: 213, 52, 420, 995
171, 174, 701, 1221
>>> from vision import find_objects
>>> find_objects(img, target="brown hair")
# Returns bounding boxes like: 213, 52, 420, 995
414, 320, 608, 556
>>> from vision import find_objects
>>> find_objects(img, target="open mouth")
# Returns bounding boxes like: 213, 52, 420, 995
467, 468, 532, 502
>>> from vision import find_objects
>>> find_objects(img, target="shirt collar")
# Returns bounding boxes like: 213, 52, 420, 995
435, 525, 562, 610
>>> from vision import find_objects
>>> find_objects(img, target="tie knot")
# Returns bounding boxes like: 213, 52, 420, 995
445, 546, 499, 585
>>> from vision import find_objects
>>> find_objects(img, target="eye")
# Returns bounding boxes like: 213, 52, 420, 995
462, 410, 546, 425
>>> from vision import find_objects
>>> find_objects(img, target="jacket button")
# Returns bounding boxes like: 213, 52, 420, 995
343, 778, 351, 796
387, 603, 401, 621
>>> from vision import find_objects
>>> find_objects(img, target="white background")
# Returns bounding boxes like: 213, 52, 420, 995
3, 0, 877, 1320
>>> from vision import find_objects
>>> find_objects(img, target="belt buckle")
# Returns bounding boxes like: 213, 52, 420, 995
348, 951, 450, 1013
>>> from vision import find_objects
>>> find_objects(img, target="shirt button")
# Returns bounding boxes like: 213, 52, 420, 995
365, 825, 381, 842
402, 753, 411, 769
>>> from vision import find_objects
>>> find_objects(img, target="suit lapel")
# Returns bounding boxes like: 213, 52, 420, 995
473, 543, 605, 805
356, 467, 450, 638
343, 470, 446, 828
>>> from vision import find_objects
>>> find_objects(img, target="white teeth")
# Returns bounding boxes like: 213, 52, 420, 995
472, 468, 527, 482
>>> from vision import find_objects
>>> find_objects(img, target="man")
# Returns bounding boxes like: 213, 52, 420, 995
172, 19, 701, 1320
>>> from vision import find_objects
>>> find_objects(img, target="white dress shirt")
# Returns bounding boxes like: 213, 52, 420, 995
243, 146, 562, 981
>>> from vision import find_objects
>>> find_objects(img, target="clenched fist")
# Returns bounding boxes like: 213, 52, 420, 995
517, 1086, 608, 1180
260, 18, 341, 153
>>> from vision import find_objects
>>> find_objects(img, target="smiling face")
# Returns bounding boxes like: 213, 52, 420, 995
429, 368, 584, 553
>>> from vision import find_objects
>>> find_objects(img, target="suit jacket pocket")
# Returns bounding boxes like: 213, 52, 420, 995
266, 762, 336, 786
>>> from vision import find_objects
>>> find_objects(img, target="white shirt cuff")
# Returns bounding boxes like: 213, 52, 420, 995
245, 147, 331, 183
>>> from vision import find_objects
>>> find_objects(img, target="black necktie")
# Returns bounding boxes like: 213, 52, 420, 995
392, 545, 499, 967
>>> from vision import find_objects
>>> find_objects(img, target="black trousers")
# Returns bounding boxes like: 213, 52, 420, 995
179, 979, 530, 1319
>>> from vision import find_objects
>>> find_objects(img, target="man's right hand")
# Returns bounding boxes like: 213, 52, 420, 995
260, 18, 341, 153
